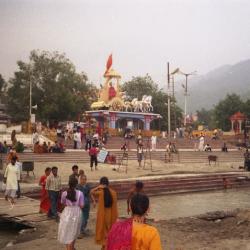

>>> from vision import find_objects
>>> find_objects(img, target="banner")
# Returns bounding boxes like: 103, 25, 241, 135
97, 149, 108, 163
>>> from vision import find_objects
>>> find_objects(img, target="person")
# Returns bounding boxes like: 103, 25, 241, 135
108, 82, 116, 100
7, 149, 19, 164
39, 167, 51, 213
106, 193, 162, 250
75, 129, 82, 149
42, 141, 49, 153
11, 129, 17, 147
77, 175, 91, 234
90, 177, 118, 249
32, 130, 39, 146
15, 158, 22, 198
204, 144, 212, 152
56, 126, 62, 138
244, 149, 250, 170
4, 156, 20, 204
127, 181, 144, 214
69, 165, 79, 182
222, 143, 228, 152
137, 143, 144, 168
151, 134, 157, 151
48, 141, 52, 153
198, 135, 205, 151
85, 133, 92, 151
89, 144, 99, 171
165, 142, 172, 162
45, 166, 62, 219
136, 133, 142, 145
58, 178, 84, 250
73, 131, 78, 149
78, 169, 85, 180
3, 141, 9, 153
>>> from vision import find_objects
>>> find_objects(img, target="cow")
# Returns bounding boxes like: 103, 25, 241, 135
208, 155, 218, 165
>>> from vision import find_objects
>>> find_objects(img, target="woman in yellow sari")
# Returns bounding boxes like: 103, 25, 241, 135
107, 193, 162, 250
90, 176, 118, 250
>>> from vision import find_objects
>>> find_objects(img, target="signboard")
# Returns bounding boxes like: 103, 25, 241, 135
97, 149, 108, 163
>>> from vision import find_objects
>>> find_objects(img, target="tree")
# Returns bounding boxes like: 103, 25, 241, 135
0, 74, 7, 102
213, 94, 244, 131
122, 75, 183, 130
7, 50, 97, 122
122, 74, 158, 100
196, 108, 216, 129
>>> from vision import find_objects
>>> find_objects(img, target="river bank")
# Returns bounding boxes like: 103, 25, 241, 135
3, 208, 250, 250
2, 189, 250, 249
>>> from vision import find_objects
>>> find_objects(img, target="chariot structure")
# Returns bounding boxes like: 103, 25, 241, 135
85, 55, 161, 134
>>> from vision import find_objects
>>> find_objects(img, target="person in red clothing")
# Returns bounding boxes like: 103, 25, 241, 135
89, 145, 99, 171
39, 167, 51, 213
108, 82, 116, 100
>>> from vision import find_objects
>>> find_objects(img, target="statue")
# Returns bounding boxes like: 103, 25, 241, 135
108, 82, 117, 100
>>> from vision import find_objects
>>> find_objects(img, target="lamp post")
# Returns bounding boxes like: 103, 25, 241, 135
178, 70, 196, 126
167, 64, 179, 140
167, 63, 171, 140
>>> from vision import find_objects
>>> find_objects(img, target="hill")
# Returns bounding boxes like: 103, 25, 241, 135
175, 59, 250, 113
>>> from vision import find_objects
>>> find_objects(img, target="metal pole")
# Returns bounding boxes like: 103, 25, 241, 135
184, 75, 188, 126
167, 62, 171, 140
29, 72, 32, 119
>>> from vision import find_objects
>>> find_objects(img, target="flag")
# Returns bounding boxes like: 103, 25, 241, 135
106, 54, 112, 72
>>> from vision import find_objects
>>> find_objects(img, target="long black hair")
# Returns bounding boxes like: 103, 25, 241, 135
100, 176, 113, 208
130, 193, 149, 216
66, 177, 78, 202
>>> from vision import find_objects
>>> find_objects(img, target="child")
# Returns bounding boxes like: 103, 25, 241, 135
77, 175, 91, 234
126, 180, 144, 214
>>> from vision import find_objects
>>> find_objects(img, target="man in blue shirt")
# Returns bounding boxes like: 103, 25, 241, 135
77, 174, 91, 234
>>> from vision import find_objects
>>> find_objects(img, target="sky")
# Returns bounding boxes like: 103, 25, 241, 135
0, 0, 250, 87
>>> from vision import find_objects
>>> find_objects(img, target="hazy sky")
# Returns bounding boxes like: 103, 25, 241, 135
0, 0, 250, 86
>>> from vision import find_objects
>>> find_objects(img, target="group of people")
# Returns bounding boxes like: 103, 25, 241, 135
39, 165, 162, 250
33, 141, 65, 153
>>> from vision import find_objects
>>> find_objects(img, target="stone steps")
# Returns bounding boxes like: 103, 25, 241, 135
0, 151, 244, 164
107, 173, 250, 199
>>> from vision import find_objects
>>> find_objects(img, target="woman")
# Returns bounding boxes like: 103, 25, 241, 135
4, 156, 20, 204
39, 167, 51, 213
90, 177, 118, 250
58, 178, 84, 250
107, 193, 162, 250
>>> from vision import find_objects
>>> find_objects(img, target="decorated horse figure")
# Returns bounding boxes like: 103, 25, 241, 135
144, 95, 153, 112
131, 98, 142, 112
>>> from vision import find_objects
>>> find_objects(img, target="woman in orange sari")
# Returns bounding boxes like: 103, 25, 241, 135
107, 193, 162, 250
39, 167, 51, 213
90, 176, 118, 250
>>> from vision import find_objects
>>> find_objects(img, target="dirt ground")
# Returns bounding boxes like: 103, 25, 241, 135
3, 208, 250, 250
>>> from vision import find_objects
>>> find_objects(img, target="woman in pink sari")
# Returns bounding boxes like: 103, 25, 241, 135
39, 167, 51, 213
107, 193, 162, 250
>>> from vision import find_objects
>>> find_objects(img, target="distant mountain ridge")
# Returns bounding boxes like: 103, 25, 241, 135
175, 59, 250, 113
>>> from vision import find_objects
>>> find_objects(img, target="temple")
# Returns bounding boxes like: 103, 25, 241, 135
85, 55, 161, 133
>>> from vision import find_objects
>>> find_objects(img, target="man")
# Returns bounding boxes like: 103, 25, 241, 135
77, 175, 91, 234
151, 134, 157, 151
45, 166, 61, 219
69, 165, 79, 182
89, 145, 99, 171
4, 156, 20, 205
